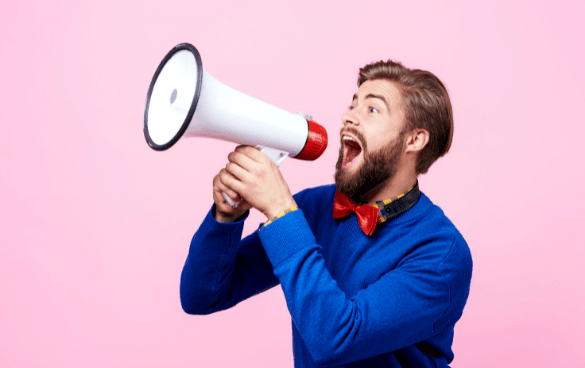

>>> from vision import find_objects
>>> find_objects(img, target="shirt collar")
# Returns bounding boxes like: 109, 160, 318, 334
373, 180, 421, 223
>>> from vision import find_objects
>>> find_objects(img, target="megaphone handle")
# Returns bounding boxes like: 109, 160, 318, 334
222, 146, 289, 207
222, 191, 240, 208
256, 146, 289, 166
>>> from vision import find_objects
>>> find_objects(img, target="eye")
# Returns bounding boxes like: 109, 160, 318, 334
370, 107, 379, 113
348, 105, 356, 110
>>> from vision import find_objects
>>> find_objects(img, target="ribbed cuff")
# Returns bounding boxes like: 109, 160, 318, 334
258, 209, 316, 266
260, 206, 299, 229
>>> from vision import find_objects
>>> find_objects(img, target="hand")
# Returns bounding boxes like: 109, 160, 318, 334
221, 145, 297, 220
213, 168, 252, 223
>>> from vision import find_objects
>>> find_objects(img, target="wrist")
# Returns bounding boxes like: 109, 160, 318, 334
263, 198, 298, 220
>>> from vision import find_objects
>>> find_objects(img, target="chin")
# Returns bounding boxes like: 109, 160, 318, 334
334, 132, 405, 204
334, 157, 363, 202
339, 159, 362, 177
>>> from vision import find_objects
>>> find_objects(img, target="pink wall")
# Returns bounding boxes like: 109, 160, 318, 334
1, 0, 584, 366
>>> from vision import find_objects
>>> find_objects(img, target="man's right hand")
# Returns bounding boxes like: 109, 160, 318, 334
213, 168, 252, 223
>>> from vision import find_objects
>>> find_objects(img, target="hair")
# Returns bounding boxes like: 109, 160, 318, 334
358, 60, 454, 174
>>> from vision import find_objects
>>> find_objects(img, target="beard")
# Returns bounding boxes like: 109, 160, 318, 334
335, 131, 405, 204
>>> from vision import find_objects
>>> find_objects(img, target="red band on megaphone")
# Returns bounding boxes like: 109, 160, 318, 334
295, 120, 328, 161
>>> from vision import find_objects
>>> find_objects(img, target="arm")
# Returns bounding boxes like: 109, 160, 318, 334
180, 205, 279, 314
220, 147, 461, 365
179, 159, 280, 315
258, 211, 453, 366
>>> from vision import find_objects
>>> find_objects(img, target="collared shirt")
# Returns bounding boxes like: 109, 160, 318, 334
262, 181, 420, 230
373, 180, 421, 224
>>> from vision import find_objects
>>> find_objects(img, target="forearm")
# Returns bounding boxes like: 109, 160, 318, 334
180, 205, 278, 314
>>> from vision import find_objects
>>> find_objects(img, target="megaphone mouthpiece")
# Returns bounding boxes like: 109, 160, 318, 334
295, 120, 328, 161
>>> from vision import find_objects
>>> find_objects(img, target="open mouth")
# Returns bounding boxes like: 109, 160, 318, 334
341, 135, 363, 170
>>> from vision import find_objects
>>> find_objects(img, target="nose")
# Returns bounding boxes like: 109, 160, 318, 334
342, 109, 360, 126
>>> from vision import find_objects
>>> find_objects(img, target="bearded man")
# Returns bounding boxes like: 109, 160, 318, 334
180, 60, 473, 368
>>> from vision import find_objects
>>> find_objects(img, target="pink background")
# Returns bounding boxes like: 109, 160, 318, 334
1, 0, 584, 366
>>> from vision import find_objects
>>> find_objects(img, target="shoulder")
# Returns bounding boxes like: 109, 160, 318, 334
414, 194, 472, 275
293, 184, 337, 208
425, 198, 472, 274
292, 184, 337, 226
395, 192, 472, 296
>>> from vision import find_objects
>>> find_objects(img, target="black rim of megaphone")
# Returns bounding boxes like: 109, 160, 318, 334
143, 43, 203, 151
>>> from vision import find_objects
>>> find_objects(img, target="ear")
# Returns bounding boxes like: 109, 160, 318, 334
404, 129, 429, 154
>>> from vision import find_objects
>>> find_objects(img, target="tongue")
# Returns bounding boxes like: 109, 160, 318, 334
344, 141, 361, 165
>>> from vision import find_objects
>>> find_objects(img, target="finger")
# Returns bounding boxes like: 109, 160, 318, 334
215, 178, 241, 202
227, 150, 258, 172
213, 175, 231, 205
235, 144, 258, 151
235, 145, 268, 163
214, 192, 243, 216
218, 168, 245, 194
225, 161, 253, 183
213, 183, 242, 213
212, 174, 249, 220
213, 188, 231, 211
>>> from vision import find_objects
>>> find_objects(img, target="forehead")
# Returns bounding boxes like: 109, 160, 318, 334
355, 79, 403, 108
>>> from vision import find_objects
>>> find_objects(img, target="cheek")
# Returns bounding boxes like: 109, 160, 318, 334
364, 130, 387, 153
365, 121, 400, 152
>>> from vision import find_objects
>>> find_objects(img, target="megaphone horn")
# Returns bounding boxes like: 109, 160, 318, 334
143, 43, 328, 162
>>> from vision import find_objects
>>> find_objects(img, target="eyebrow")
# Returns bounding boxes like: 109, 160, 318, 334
352, 93, 390, 111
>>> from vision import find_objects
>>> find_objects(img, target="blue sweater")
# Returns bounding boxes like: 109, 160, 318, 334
181, 185, 472, 367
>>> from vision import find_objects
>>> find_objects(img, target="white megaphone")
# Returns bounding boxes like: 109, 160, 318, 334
143, 43, 328, 206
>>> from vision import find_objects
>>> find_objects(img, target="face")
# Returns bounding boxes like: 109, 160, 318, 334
335, 79, 407, 203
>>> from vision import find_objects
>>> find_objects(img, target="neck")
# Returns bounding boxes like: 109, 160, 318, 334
364, 167, 418, 206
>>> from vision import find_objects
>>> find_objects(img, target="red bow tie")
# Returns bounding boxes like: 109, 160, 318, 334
332, 191, 379, 236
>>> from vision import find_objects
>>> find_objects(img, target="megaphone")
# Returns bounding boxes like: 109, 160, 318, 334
143, 43, 328, 167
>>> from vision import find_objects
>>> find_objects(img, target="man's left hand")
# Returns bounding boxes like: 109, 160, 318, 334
223, 145, 297, 220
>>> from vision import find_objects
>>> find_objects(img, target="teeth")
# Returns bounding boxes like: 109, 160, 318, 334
342, 136, 356, 142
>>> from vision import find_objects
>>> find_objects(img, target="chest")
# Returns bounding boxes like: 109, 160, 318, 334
313, 215, 416, 298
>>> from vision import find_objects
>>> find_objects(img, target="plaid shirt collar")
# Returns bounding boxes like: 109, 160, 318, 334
372, 180, 421, 224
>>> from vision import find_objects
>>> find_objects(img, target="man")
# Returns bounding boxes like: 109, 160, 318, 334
180, 60, 473, 367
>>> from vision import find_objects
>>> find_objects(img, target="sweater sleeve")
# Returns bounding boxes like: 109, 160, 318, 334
180, 205, 279, 315
258, 209, 453, 366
